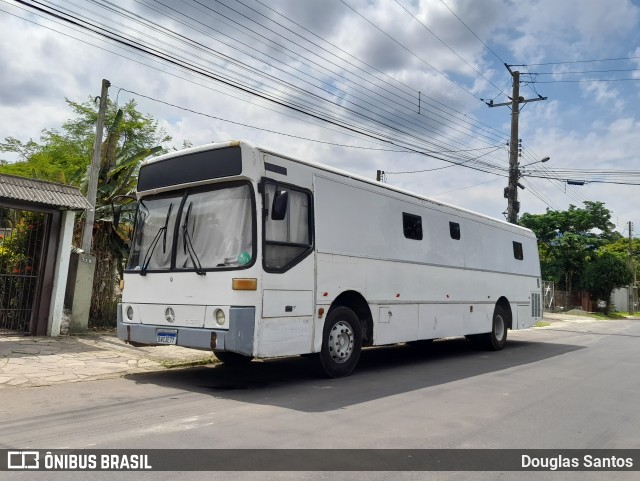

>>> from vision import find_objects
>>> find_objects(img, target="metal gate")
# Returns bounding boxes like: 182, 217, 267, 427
0, 208, 49, 334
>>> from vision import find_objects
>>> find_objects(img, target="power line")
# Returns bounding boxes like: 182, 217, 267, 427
11, 0, 514, 177
3, 0, 421, 153
519, 56, 640, 67
160, 0, 504, 147
518, 142, 627, 230
180, 0, 422, 114
252, 0, 417, 97
15, 0, 512, 175
337, 0, 485, 102
523, 174, 640, 186
14, 0, 409, 145
246, 0, 510, 144
128, 0, 491, 152
385, 146, 504, 174
529, 68, 640, 75
520, 177, 561, 211
112, 86, 432, 153
429, 176, 504, 197
526, 78, 640, 84
100, 0, 508, 152
438, 0, 506, 66
391, 0, 506, 96
208, 0, 419, 109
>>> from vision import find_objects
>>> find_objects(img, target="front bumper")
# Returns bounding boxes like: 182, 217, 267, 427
117, 305, 255, 356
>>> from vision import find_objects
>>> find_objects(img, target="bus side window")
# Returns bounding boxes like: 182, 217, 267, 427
264, 182, 312, 272
403, 212, 423, 240
449, 221, 461, 240
513, 241, 524, 260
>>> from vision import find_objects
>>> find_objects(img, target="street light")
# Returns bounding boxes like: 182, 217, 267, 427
518, 156, 551, 189
520, 156, 550, 169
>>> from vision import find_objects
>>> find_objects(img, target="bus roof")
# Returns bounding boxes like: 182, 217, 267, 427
142, 140, 536, 238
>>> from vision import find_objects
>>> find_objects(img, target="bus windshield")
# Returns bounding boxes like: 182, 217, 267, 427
127, 183, 254, 272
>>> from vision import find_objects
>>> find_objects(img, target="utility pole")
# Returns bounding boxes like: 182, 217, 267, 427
629, 221, 636, 315
506, 70, 520, 224
81, 78, 110, 253
487, 64, 546, 223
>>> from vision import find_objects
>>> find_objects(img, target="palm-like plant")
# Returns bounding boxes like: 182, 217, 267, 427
82, 108, 164, 324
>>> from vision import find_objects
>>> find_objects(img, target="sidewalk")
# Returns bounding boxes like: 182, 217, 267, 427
0, 330, 216, 389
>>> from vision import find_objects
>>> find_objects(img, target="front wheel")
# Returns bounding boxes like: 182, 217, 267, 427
319, 306, 362, 378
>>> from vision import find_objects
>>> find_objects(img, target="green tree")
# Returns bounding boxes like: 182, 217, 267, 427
600, 237, 640, 277
1, 98, 170, 185
519, 202, 621, 293
0, 97, 172, 325
581, 252, 633, 314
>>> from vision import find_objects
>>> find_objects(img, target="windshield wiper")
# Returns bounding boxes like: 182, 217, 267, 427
140, 203, 173, 276
162, 203, 173, 253
182, 202, 206, 275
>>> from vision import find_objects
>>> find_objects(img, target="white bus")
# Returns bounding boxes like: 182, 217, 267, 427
117, 140, 543, 377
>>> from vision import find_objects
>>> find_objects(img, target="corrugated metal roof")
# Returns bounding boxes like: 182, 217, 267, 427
0, 174, 92, 210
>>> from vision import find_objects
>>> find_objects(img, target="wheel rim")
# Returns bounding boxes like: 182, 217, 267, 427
494, 314, 505, 341
328, 320, 355, 364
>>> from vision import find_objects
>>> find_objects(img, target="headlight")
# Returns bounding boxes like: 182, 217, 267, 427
126, 305, 134, 320
215, 309, 226, 326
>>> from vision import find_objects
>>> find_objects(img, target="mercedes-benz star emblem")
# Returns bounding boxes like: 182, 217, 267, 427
164, 307, 175, 323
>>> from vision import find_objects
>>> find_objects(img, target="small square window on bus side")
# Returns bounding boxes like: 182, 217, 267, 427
513, 241, 524, 260
403, 212, 423, 240
449, 221, 461, 240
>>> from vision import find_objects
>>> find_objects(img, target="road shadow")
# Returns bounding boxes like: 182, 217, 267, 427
125, 337, 584, 413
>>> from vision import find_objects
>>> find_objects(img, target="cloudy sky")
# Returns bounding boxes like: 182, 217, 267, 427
1, 0, 640, 234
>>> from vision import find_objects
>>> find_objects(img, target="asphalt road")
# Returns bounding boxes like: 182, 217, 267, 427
1, 318, 639, 480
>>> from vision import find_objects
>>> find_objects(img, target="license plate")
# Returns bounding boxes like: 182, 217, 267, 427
156, 329, 177, 345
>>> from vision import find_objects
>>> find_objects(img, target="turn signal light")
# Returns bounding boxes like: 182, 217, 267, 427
232, 278, 257, 290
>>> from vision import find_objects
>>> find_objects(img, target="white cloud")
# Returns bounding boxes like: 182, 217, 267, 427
580, 82, 624, 111
1, 0, 640, 229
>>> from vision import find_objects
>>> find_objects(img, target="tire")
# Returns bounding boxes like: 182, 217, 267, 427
486, 305, 508, 350
213, 351, 253, 365
319, 306, 362, 378
468, 305, 508, 350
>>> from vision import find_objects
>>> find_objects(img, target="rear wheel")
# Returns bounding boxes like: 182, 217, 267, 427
471, 305, 508, 350
213, 351, 253, 365
487, 305, 508, 350
320, 306, 362, 378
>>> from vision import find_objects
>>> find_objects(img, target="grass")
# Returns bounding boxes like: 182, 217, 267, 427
159, 356, 218, 368
586, 311, 627, 320
534, 321, 551, 327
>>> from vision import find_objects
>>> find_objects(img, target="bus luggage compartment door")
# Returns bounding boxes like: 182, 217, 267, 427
259, 289, 313, 357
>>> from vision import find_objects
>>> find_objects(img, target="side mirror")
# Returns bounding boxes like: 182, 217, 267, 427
271, 189, 288, 220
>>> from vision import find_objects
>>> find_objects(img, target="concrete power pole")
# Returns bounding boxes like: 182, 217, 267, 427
629, 221, 636, 315
487, 65, 546, 224
506, 71, 520, 224
81, 78, 111, 253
